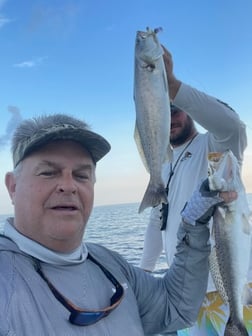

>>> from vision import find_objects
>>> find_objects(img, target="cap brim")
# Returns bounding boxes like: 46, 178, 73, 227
22, 127, 111, 164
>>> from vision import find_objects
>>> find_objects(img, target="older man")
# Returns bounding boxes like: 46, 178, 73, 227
0, 114, 234, 335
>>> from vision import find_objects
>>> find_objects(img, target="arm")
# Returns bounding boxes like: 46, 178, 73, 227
134, 221, 211, 334
137, 181, 234, 334
162, 45, 247, 164
173, 83, 247, 163
140, 205, 163, 271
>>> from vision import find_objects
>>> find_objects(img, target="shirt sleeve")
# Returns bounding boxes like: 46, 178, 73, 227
173, 83, 247, 165
134, 221, 211, 334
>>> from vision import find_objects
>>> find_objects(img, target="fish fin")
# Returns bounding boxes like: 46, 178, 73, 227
224, 317, 249, 336
138, 181, 167, 213
134, 124, 150, 173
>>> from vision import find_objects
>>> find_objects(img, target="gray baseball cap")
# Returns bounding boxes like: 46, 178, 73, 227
12, 114, 111, 167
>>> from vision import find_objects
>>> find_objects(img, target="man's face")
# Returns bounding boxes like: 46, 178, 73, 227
5, 140, 96, 252
170, 109, 195, 147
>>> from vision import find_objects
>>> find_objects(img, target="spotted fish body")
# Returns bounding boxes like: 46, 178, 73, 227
134, 27, 172, 213
208, 150, 251, 336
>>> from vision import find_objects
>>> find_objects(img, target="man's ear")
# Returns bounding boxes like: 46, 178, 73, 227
5, 172, 16, 205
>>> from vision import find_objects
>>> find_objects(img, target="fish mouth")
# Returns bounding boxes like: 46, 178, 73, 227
137, 27, 162, 38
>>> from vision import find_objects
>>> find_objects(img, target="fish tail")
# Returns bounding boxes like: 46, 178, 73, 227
224, 316, 249, 336
138, 182, 167, 213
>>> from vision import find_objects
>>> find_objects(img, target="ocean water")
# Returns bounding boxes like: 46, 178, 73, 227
0, 194, 252, 274
85, 202, 168, 272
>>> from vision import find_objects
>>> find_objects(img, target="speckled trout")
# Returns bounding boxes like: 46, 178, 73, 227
134, 27, 172, 213
208, 150, 252, 336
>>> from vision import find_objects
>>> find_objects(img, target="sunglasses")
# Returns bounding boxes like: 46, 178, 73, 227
33, 253, 124, 326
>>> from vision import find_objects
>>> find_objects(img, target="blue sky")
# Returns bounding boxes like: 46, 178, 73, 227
0, 0, 252, 214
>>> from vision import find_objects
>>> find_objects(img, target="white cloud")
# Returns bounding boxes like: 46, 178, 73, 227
13, 60, 36, 68
13, 56, 47, 68
0, 105, 22, 149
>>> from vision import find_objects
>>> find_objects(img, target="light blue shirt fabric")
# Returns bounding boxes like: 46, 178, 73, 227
0, 217, 211, 336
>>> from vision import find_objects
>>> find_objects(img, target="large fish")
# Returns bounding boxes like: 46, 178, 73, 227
134, 27, 172, 213
208, 150, 252, 336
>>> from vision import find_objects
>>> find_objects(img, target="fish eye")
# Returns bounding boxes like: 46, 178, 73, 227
146, 64, 155, 71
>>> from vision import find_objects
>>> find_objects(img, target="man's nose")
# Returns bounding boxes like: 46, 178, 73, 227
56, 173, 77, 194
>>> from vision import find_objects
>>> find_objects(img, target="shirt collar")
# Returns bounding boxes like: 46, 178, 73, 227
3, 218, 88, 265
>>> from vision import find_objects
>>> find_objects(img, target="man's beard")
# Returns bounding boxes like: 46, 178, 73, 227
170, 118, 195, 147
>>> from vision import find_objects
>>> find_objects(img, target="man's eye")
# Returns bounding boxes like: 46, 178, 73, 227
75, 174, 89, 180
39, 171, 56, 177
74, 170, 93, 180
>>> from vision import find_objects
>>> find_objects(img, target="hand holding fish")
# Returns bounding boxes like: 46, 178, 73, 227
181, 179, 237, 226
